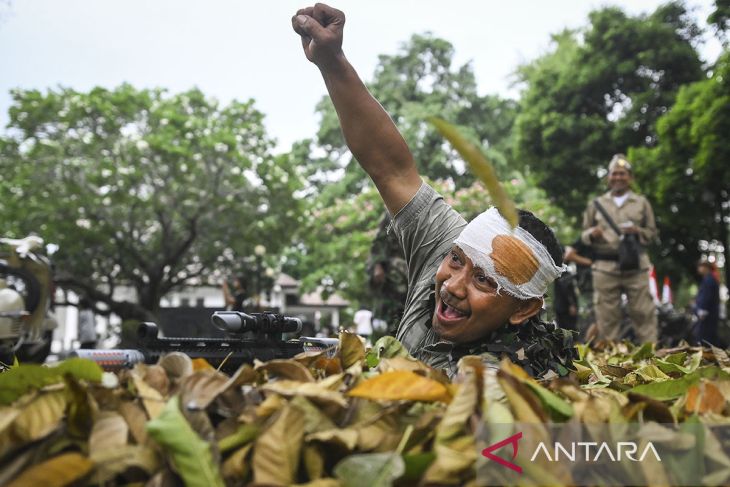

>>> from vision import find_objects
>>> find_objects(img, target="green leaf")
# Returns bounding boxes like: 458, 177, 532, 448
0, 358, 102, 405
629, 367, 730, 400
401, 452, 436, 483
523, 381, 574, 420
634, 364, 672, 382
428, 117, 518, 227
631, 343, 654, 361
655, 351, 702, 375
146, 395, 225, 487
334, 452, 405, 487
218, 424, 259, 453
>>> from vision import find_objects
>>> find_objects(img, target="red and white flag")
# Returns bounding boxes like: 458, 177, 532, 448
648, 267, 660, 305
661, 276, 673, 305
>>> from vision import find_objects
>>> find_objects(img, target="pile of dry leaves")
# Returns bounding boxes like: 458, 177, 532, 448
2, 333, 730, 486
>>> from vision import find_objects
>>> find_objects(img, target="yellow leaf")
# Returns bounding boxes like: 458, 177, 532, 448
302, 444, 326, 481
118, 400, 150, 445
131, 371, 165, 419
686, 380, 726, 414
306, 428, 359, 450
89, 445, 160, 485
89, 412, 129, 457
262, 380, 348, 410
255, 393, 286, 420
436, 366, 479, 442
221, 444, 253, 481
429, 117, 518, 227
496, 369, 547, 423
423, 436, 476, 484
348, 370, 452, 403
13, 389, 66, 442
253, 404, 305, 486
339, 331, 366, 369
142, 365, 170, 395
192, 357, 215, 372
0, 406, 20, 434
7, 452, 93, 487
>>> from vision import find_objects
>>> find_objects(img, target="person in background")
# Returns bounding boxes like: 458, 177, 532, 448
77, 297, 97, 349
367, 212, 408, 336
553, 251, 578, 332
222, 276, 248, 312
693, 260, 721, 347
581, 154, 658, 343
564, 241, 595, 339
353, 306, 373, 343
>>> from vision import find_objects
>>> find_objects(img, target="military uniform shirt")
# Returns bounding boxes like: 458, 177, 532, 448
391, 182, 466, 372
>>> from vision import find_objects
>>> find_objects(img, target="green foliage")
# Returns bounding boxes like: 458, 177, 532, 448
514, 2, 705, 219
313, 33, 520, 190
0, 358, 102, 405
709, 0, 730, 40
0, 85, 305, 319
631, 51, 730, 285
146, 395, 225, 487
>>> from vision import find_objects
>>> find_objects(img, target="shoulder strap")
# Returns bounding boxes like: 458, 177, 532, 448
593, 198, 622, 236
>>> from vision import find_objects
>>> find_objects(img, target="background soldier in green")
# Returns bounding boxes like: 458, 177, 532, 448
367, 213, 408, 337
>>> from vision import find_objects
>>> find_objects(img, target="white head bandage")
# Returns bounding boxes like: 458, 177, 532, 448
453, 207, 566, 300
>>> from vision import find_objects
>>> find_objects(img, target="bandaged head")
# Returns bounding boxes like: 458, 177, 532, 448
453, 207, 565, 300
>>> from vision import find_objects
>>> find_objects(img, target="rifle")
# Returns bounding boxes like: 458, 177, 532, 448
72, 311, 338, 373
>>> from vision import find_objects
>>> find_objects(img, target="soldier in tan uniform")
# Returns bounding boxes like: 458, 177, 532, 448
581, 154, 658, 343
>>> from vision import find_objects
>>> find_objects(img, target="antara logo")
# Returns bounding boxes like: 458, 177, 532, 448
481, 432, 523, 473
481, 431, 662, 474
530, 441, 661, 462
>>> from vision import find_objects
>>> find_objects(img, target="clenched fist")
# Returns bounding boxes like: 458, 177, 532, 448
292, 3, 346, 69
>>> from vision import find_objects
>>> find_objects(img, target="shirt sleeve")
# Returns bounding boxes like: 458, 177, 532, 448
391, 182, 466, 288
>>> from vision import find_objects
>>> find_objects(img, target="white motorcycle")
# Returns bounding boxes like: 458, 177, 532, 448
0, 236, 58, 365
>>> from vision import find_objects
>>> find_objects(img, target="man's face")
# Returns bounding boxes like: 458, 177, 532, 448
432, 246, 526, 343
607, 167, 632, 194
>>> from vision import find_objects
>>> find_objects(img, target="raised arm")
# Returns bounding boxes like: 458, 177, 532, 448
292, 4, 422, 215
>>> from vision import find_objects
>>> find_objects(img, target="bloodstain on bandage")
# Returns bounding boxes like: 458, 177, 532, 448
490, 235, 539, 285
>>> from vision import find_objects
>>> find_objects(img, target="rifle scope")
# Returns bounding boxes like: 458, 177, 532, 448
211, 311, 302, 334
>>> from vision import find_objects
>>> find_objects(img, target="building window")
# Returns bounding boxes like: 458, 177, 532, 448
196, 297, 205, 307
285, 294, 299, 306
180, 298, 190, 307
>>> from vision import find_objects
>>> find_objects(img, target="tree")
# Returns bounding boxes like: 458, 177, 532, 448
311, 33, 520, 195
709, 0, 730, 41
514, 2, 705, 219
631, 51, 730, 286
0, 85, 304, 321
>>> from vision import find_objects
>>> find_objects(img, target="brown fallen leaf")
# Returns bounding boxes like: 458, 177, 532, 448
256, 359, 316, 383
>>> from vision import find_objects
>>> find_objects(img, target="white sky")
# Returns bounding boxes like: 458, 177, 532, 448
0, 0, 720, 152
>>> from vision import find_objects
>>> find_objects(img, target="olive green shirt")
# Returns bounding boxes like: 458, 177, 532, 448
391, 182, 467, 373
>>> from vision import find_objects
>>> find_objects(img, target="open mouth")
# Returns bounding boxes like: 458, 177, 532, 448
437, 298, 469, 323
